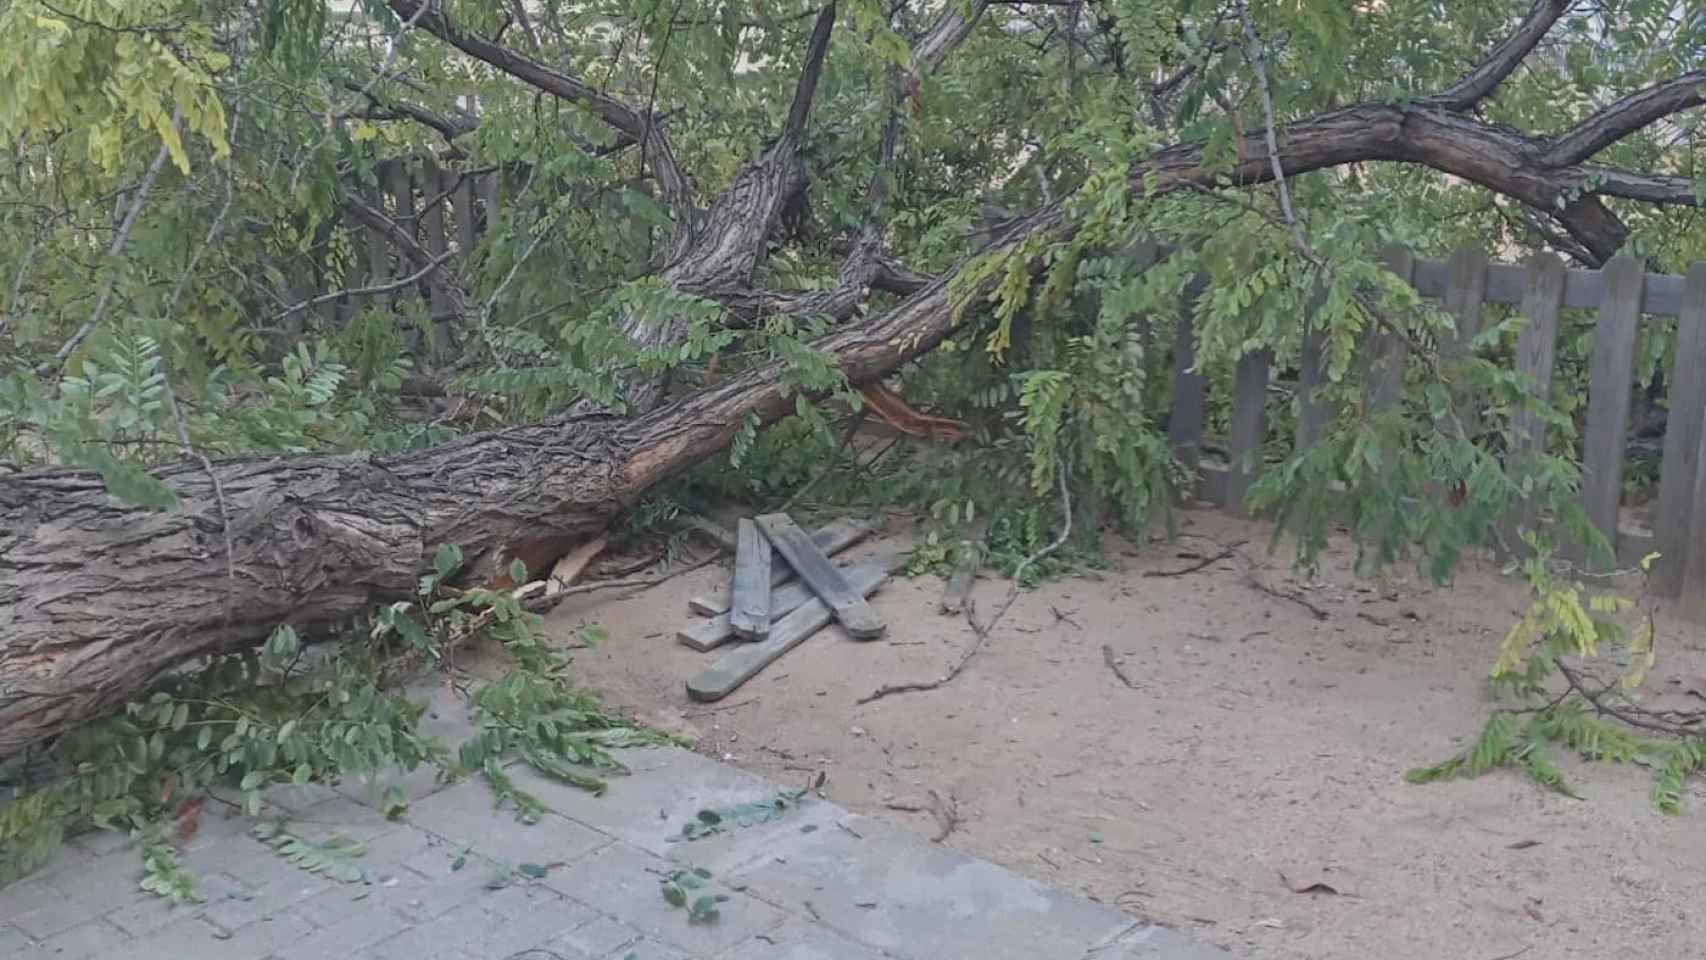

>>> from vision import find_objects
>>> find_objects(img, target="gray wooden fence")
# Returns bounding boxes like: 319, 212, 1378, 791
1166, 245, 1706, 622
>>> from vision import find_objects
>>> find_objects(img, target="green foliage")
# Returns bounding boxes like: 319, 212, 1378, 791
671, 788, 811, 842
660, 866, 727, 925
250, 819, 365, 883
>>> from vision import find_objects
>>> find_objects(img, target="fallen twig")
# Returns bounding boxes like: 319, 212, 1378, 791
858, 461, 1072, 705
1243, 568, 1330, 621
1102, 645, 1140, 689
927, 789, 960, 843
1143, 541, 1246, 578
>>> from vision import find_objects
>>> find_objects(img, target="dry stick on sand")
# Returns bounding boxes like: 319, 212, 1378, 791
858, 462, 1072, 705
1102, 645, 1141, 689
1142, 540, 1247, 578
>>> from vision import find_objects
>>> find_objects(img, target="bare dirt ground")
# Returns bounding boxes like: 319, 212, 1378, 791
535, 506, 1706, 960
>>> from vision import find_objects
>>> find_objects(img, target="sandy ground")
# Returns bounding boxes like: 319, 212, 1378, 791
531, 507, 1706, 960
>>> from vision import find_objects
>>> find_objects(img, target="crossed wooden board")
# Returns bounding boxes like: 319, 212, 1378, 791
681, 514, 897, 702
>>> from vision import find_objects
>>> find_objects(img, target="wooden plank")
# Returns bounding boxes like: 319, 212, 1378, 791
421, 162, 452, 329
756, 514, 885, 639
388, 161, 417, 305
452, 171, 476, 254
687, 520, 873, 616
1506, 252, 1567, 546
686, 562, 893, 701
1683, 425, 1706, 622
680, 559, 887, 652
1368, 246, 1413, 413
1412, 258, 1687, 317
479, 170, 500, 236
1294, 285, 1329, 451
1224, 348, 1272, 518
1168, 273, 1210, 475
1440, 248, 1489, 435
1654, 263, 1706, 597
729, 519, 772, 641
1577, 257, 1645, 568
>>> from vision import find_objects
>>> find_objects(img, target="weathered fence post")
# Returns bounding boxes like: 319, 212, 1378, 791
1684, 427, 1706, 621
1294, 286, 1329, 451
1576, 257, 1644, 567
1655, 263, 1706, 597
1369, 246, 1413, 413
1168, 273, 1210, 484
1505, 252, 1566, 548
387, 159, 418, 308
420, 160, 454, 359
1440, 248, 1489, 434
1226, 347, 1273, 517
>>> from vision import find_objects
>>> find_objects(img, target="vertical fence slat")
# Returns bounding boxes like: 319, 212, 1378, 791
1226, 348, 1273, 516
452, 171, 476, 254
1295, 286, 1329, 450
1369, 246, 1414, 412
1168, 273, 1210, 479
479, 170, 500, 236
1507, 252, 1567, 545
1441, 248, 1489, 433
1654, 263, 1706, 597
388, 161, 417, 305
1684, 427, 1706, 620
1577, 257, 1645, 567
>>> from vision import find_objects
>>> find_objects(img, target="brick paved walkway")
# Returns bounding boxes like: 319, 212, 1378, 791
0, 688, 1230, 959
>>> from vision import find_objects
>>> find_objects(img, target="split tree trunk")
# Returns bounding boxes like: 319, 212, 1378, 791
0, 272, 971, 760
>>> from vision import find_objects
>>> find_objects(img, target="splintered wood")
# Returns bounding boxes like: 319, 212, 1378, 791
680, 512, 890, 700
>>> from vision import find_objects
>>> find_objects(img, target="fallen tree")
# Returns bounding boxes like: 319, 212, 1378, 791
6, 0, 1706, 760
0, 272, 976, 758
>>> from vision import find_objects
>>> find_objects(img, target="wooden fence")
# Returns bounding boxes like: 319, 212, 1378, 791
1163, 245, 1706, 622
320, 160, 1705, 619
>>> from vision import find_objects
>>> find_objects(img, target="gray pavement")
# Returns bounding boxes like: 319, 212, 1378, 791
0, 689, 1231, 959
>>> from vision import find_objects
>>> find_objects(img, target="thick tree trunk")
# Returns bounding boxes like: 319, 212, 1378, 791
0, 271, 973, 759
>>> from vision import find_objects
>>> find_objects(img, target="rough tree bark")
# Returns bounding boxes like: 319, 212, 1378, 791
6, 0, 1704, 757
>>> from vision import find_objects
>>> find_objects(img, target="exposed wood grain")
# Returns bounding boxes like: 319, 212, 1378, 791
680, 559, 887, 652
686, 562, 892, 701
729, 518, 772, 640
687, 520, 872, 616
1506, 252, 1567, 545
1168, 273, 1210, 476
1655, 263, 1706, 597
1577, 257, 1644, 568
1369, 246, 1414, 413
1225, 348, 1272, 518
756, 514, 885, 639
1440, 247, 1490, 434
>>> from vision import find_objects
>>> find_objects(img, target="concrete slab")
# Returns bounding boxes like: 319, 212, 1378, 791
543, 840, 788, 956
726, 810, 1134, 960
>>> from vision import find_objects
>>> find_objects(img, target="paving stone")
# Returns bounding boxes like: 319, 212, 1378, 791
504, 746, 838, 874
726, 812, 1132, 960
405, 778, 608, 870
362, 899, 496, 960
122, 913, 310, 960
1083, 922, 1238, 959
540, 915, 645, 958
483, 881, 600, 926
289, 794, 412, 844
108, 873, 248, 936
600, 936, 696, 960
711, 920, 892, 960
543, 841, 784, 956
0, 879, 62, 923
14, 851, 149, 938
270, 902, 412, 960
261, 782, 342, 816
68, 827, 137, 857
388, 857, 514, 924
0, 924, 34, 954
29, 917, 131, 960
196, 865, 332, 931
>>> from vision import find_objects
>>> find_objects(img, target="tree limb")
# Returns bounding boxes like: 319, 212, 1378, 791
385, 0, 692, 213
1420, 0, 1570, 111
344, 196, 469, 319
779, 5, 839, 149
1545, 70, 1706, 166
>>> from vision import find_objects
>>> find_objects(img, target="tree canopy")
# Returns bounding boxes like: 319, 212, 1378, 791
2, 0, 1706, 752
